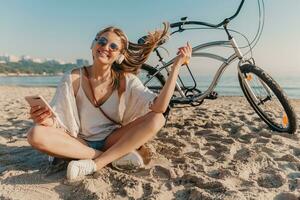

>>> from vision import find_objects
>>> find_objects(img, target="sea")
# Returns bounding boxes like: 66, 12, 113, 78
0, 75, 299, 99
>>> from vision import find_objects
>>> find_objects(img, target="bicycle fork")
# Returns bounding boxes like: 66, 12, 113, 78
231, 36, 272, 103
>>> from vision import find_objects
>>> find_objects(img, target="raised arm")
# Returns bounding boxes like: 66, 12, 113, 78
150, 42, 192, 113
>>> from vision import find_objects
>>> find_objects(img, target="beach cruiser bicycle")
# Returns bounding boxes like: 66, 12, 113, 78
137, 0, 298, 134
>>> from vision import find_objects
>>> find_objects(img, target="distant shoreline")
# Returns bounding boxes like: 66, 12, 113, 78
0, 84, 58, 88
1, 75, 300, 99
0, 73, 63, 77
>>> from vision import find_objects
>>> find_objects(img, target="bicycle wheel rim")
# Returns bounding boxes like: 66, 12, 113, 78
240, 71, 290, 131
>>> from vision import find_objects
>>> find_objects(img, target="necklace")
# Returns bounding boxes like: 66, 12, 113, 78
84, 67, 112, 106
83, 66, 121, 125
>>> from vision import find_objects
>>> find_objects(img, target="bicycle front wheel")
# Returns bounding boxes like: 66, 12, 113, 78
238, 64, 297, 134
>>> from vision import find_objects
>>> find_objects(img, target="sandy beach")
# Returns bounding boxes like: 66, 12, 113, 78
0, 85, 300, 200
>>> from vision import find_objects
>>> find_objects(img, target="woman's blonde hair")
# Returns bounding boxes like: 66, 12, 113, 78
94, 22, 169, 90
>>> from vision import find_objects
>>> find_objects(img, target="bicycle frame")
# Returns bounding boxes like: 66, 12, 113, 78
144, 37, 243, 104
144, 33, 273, 105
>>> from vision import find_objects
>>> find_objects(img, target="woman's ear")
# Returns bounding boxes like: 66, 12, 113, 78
90, 40, 96, 49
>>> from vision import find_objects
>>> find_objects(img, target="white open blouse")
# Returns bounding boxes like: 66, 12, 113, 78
50, 68, 157, 138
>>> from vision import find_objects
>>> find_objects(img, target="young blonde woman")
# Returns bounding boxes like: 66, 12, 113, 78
26, 23, 192, 180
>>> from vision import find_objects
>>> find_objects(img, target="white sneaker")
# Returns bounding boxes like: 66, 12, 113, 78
67, 159, 97, 180
112, 151, 144, 170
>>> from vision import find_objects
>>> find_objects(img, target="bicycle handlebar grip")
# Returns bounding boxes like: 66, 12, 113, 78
170, 22, 181, 28
170, 0, 245, 29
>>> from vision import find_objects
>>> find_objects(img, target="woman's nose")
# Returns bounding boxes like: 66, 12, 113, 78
101, 43, 110, 51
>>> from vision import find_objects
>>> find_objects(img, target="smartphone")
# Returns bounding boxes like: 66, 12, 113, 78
25, 95, 57, 117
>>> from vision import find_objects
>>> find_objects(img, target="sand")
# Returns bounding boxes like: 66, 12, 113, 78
0, 85, 300, 200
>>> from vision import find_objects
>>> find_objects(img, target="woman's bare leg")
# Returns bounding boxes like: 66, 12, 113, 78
27, 126, 102, 160
93, 111, 165, 170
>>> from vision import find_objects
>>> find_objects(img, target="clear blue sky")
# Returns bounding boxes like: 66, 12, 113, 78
1, 0, 299, 75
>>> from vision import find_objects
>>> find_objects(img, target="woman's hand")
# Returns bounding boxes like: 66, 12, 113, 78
29, 105, 54, 126
172, 42, 192, 71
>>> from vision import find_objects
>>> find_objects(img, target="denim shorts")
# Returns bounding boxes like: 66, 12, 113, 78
84, 139, 106, 150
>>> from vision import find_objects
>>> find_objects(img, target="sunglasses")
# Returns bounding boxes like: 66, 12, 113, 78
95, 37, 120, 52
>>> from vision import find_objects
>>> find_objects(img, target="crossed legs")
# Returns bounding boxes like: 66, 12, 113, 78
27, 111, 165, 170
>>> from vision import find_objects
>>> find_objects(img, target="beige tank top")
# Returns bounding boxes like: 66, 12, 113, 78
75, 68, 121, 141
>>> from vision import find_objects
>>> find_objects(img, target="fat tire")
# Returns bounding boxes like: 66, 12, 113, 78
238, 64, 297, 134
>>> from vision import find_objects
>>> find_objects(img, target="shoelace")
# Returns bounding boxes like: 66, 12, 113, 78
75, 160, 95, 177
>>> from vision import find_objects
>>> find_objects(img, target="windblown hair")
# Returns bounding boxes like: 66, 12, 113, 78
94, 22, 169, 90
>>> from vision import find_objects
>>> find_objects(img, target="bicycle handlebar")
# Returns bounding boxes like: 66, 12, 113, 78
170, 0, 245, 29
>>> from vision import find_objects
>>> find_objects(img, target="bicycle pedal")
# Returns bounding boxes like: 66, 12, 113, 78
205, 91, 218, 100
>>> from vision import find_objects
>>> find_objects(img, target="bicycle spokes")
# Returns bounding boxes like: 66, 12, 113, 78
243, 72, 287, 128
139, 67, 164, 94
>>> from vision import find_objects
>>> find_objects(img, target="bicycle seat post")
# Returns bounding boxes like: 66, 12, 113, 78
155, 48, 163, 63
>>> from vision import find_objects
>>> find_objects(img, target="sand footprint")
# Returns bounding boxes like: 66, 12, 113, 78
205, 142, 230, 154
255, 137, 271, 144
256, 170, 286, 188
184, 151, 203, 159
238, 133, 258, 144
237, 113, 252, 123
233, 147, 257, 162
175, 159, 206, 174
194, 109, 207, 116
174, 173, 204, 187
222, 190, 247, 200
171, 122, 184, 129
292, 147, 300, 157
274, 192, 300, 200
200, 180, 228, 193
205, 134, 235, 145
288, 178, 300, 191
176, 129, 195, 138
184, 187, 213, 200
185, 126, 199, 132
156, 144, 181, 159
150, 165, 177, 180
207, 168, 233, 180
68, 178, 112, 200
202, 120, 221, 129
159, 137, 187, 148
194, 129, 215, 137
275, 154, 300, 163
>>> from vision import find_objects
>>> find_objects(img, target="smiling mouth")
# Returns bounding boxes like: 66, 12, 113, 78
96, 49, 110, 58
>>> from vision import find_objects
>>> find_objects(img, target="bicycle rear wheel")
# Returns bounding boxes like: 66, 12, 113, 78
238, 64, 297, 134
138, 64, 173, 117
138, 64, 165, 94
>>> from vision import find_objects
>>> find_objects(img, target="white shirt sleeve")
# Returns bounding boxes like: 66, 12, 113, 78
50, 70, 80, 137
122, 74, 157, 124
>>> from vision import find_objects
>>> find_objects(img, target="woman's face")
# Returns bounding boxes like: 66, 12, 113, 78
92, 31, 123, 65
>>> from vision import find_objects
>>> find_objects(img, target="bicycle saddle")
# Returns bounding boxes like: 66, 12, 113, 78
137, 35, 168, 46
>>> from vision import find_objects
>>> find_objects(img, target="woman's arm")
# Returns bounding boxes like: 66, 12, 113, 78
150, 42, 192, 113
29, 69, 80, 127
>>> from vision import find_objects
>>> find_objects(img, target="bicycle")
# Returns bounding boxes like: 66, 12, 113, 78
137, 0, 298, 134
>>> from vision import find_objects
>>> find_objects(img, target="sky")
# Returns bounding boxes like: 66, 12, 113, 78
1, 0, 300, 76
